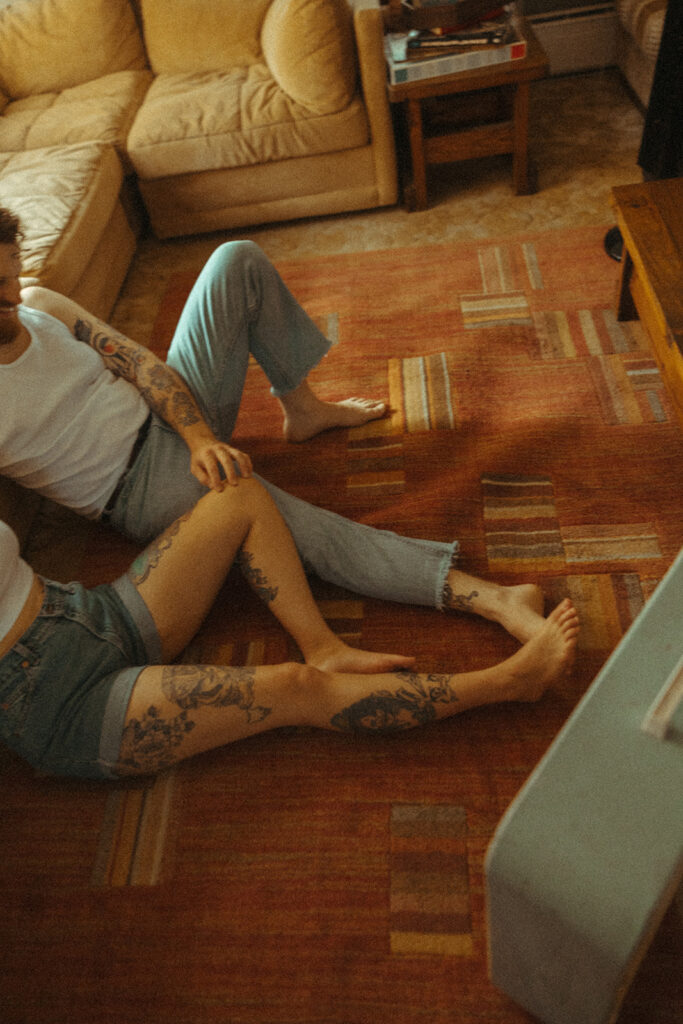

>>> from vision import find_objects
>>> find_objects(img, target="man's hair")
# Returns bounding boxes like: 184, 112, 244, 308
0, 207, 22, 246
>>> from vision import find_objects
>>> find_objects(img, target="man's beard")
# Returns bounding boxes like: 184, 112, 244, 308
0, 308, 21, 346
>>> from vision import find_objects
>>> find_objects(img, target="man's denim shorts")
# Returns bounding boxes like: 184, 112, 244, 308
0, 576, 162, 779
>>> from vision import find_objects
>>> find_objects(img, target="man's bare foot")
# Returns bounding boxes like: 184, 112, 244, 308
278, 381, 387, 442
496, 598, 579, 702
445, 572, 546, 644
308, 639, 415, 675
486, 583, 546, 643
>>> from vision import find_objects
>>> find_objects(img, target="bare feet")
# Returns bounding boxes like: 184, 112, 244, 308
496, 598, 580, 703
307, 639, 415, 675
279, 381, 387, 442
445, 571, 546, 644
485, 583, 546, 643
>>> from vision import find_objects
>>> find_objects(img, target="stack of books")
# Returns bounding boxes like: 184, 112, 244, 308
385, 1, 527, 85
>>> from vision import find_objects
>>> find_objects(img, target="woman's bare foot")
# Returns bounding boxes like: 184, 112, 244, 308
307, 639, 415, 675
278, 381, 387, 442
495, 598, 580, 702
445, 572, 546, 644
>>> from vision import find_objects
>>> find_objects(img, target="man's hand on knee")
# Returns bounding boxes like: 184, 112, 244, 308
190, 438, 253, 489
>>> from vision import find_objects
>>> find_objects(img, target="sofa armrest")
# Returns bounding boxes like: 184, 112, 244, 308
351, 1, 398, 205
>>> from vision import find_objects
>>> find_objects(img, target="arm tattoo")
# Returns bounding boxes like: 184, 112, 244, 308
128, 515, 189, 585
74, 317, 145, 379
330, 670, 458, 734
171, 392, 201, 427
238, 550, 279, 604
116, 666, 271, 776
74, 317, 200, 427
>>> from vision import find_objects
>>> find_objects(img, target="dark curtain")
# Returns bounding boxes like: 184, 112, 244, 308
637, 0, 683, 179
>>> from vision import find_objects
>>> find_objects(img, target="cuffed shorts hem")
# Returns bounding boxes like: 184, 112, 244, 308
0, 576, 162, 781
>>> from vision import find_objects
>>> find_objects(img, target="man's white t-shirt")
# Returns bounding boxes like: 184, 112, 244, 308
0, 305, 149, 518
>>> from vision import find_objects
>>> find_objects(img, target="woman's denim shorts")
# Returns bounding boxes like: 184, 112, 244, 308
0, 575, 161, 780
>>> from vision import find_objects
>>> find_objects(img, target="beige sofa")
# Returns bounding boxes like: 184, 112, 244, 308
0, 0, 151, 318
616, 0, 667, 109
0, 0, 397, 319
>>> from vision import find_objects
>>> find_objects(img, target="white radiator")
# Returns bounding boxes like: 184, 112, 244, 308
527, 3, 618, 75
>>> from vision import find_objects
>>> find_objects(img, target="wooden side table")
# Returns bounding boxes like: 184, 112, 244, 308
611, 178, 683, 429
386, 25, 548, 210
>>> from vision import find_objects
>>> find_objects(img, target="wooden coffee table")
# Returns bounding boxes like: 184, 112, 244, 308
612, 178, 683, 429
386, 25, 548, 210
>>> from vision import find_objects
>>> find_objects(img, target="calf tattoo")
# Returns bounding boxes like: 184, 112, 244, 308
238, 550, 278, 604
117, 666, 271, 775
331, 670, 459, 734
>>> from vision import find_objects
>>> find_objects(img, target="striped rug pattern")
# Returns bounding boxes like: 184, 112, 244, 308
3, 227, 681, 1024
482, 474, 564, 570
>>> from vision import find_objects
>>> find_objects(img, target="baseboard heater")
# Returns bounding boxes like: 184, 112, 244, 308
526, 3, 618, 76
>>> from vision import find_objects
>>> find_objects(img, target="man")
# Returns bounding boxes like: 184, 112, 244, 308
1, 206, 547, 644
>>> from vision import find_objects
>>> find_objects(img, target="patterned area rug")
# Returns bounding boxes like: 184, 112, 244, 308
2, 226, 682, 1024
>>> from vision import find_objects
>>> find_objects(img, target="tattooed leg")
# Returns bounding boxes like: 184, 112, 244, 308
330, 671, 459, 733
126, 476, 415, 673
115, 602, 579, 774
327, 600, 579, 734
116, 662, 275, 776
237, 550, 278, 604
128, 515, 190, 586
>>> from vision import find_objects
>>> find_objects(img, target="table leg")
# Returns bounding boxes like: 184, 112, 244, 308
407, 97, 428, 211
616, 248, 638, 321
512, 81, 532, 195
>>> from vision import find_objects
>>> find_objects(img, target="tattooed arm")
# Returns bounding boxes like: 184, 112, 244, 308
20, 285, 252, 489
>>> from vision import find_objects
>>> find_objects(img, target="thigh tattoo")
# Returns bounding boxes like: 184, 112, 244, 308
117, 665, 272, 775
128, 514, 191, 585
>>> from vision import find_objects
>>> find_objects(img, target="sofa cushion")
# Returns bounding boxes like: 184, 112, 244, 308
0, 0, 147, 100
127, 64, 369, 180
261, 0, 356, 115
0, 142, 123, 295
0, 71, 152, 167
140, 0, 272, 74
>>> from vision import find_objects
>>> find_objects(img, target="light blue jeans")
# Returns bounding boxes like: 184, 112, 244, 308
109, 242, 458, 608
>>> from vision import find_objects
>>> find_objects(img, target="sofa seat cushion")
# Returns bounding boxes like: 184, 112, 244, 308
617, 0, 667, 60
0, 71, 152, 168
127, 65, 369, 181
0, 141, 123, 295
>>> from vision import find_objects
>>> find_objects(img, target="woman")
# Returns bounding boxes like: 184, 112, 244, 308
0, 476, 579, 779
